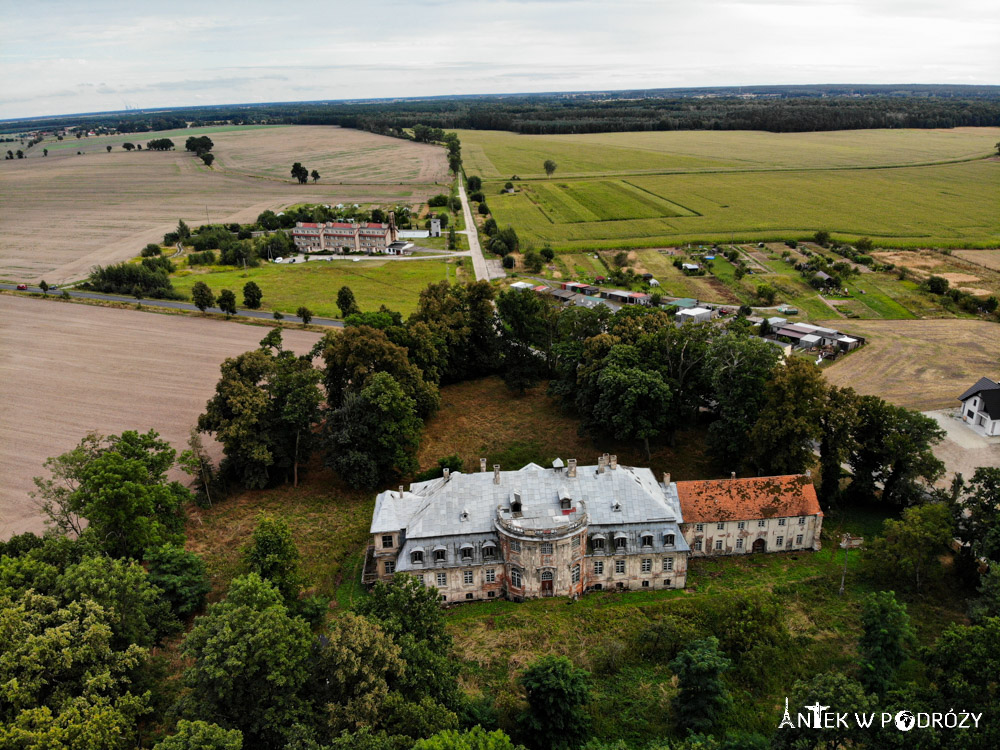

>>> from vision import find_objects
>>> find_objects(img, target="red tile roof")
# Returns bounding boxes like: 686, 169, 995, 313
676, 475, 822, 524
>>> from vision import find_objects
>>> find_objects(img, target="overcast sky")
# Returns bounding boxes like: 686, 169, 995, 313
2, 0, 998, 120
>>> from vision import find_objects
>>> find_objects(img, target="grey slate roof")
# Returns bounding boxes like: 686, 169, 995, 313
958, 377, 1000, 403
371, 463, 684, 539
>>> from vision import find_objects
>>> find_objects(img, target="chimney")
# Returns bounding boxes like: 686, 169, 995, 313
443, 468, 450, 480
597, 455, 606, 474
493, 464, 501, 485
399, 485, 404, 495
480, 458, 487, 473
731, 472, 737, 480
805, 469, 812, 478
568, 459, 577, 478
609, 455, 618, 470
663, 472, 671, 486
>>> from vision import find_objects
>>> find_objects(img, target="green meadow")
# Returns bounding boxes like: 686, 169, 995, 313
171, 258, 460, 318
461, 128, 1000, 249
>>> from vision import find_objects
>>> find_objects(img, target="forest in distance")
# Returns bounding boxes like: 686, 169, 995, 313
5, 84, 1000, 137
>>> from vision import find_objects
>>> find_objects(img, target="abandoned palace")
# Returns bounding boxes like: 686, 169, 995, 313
365, 457, 823, 602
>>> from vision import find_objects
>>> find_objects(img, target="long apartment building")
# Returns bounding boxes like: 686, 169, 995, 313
292, 220, 397, 254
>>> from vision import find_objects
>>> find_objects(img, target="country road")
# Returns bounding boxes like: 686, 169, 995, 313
0, 284, 345, 328
457, 180, 504, 282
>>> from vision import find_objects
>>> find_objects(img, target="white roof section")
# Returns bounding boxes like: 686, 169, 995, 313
510, 281, 534, 290
800, 334, 821, 344
371, 463, 684, 539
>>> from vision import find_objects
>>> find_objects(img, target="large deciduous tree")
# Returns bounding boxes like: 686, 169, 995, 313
518, 655, 590, 750
242, 281, 263, 309
858, 591, 914, 694
182, 574, 312, 749
199, 331, 322, 489
290, 162, 309, 184
244, 515, 302, 604
191, 281, 214, 312
153, 721, 243, 750
144, 542, 211, 619
32, 430, 188, 559
669, 637, 731, 734
706, 333, 781, 470
218, 289, 237, 318
848, 396, 945, 505
862, 502, 954, 592
747, 358, 826, 475
323, 372, 422, 489
953, 467, 1000, 564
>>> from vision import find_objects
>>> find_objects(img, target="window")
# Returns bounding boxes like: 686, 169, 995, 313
737, 521, 746, 530
483, 544, 497, 560
615, 559, 626, 574
694, 541, 703, 551
466, 593, 474, 600
736, 538, 743, 550
798, 516, 806, 525
776, 536, 784, 547
593, 583, 603, 591
715, 539, 723, 550
615, 537, 627, 551
381, 535, 394, 549
717, 522, 725, 530
641, 558, 652, 572
463, 570, 474, 585
485, 569, 496, 583
510, 540, 521, 552
664, 533, 675, 546
642, 580, 650, 588
560, 497, 571, 510
592, 536, 605, 551
384, 561, 395, 574
796, 534, 804, 545
436, 572, 447, 587
411, 550, 423, 565
695, 523, 704, 532
460, 546, 473, 561
572, 535, 581, 548
415, 574, 424, 585
758, 520, 766, 528
510, 569, 522, 588
641, 534, 653, 547
594, 560, 604, 575
434, 549, 446, 563
778, 518, 786, 526
487, 591, 495, 598
541, 542, 553, 554
663, 557, 673, 572
541, 570, 553, 581
572, 564, 581, 583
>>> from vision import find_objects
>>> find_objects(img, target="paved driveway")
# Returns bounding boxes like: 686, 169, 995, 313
925, 409, 1000, 485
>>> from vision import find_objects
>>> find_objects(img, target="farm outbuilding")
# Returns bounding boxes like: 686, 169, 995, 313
676, 307, 713, 324
510, 281, 534, 290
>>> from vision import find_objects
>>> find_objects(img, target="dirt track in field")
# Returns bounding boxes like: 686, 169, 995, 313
0, 295, 321, 539
0, 126, 448, 284
821, 319, 1000, 411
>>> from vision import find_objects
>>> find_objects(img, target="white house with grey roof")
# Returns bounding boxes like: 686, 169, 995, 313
959, 377, 1000, 437
366, 455, 689, 602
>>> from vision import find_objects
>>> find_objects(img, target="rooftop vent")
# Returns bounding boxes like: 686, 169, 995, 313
460, 508, 469, 522
552, 457, 565, 470
612, 501, 622, 512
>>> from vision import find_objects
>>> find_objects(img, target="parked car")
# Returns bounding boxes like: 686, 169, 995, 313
16, 284, 27, 290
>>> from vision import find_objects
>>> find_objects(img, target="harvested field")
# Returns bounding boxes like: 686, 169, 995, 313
955, 249, 1000, 271
0, 125, 448, 284
821, 319, 1000, 411
0, 294, 321, 539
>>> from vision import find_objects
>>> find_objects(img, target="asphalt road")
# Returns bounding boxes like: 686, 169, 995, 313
457, 180, 504, 282
0, 284, 344, 328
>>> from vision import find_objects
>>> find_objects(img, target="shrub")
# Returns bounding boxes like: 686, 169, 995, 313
141, 243, 162, 257
502, 255, 515, 269
428, 194, 450, 207
478, 202, 489, 215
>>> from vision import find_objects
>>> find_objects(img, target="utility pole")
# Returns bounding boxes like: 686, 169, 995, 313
838, 533, 863, 596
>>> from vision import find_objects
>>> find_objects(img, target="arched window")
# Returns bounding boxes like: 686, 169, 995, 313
411, 549, 424, 564
664, 533, 675, 547
541, 570, 554, 581
460, 544, 474, 561
482, 543, 497, 560
434, 547, 447, 563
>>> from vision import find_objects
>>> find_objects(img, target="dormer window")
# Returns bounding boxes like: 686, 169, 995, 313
511, 490, 522, 515
591, 535, 606, 551
483, 544, 497, 560
641, 534, 653, 548
560, 497, 571, 511
434, 548, 447, 563
664, 533, 675, 547
460, 544, 474, 561
411, 550, 424, 565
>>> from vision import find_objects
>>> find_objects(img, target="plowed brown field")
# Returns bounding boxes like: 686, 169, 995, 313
821, 319, 1000, 410
0, 294, 321, 538
0, 125, 448, 284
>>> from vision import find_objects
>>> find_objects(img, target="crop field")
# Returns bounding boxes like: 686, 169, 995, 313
872, 249, 1000, 297
0, 125, 449, 283
954, 249, 1000, 272
0, 294, 321, 538
171, 258, 461, 318
821, 319, 1000, 410
462, 128, 1000, 250
460, 127, 1000, 178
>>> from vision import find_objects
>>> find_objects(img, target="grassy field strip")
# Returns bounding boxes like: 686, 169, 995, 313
171, 259, 455, 318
